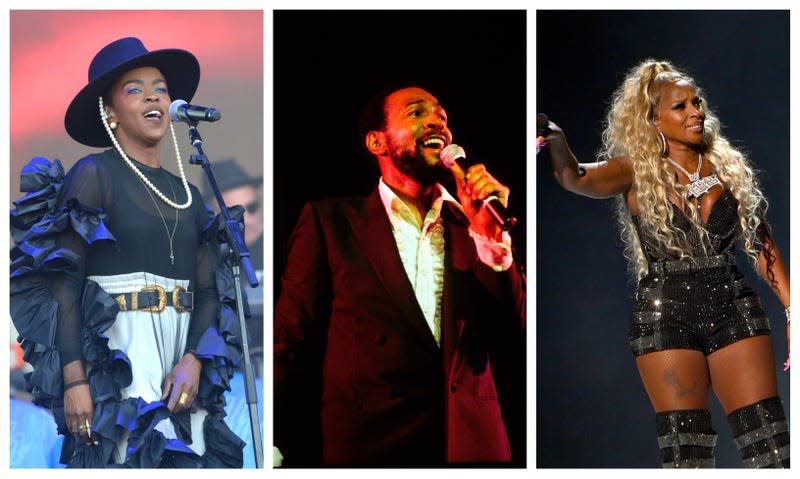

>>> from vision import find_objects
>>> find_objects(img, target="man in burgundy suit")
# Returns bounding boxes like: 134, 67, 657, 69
274, 84, 526, 466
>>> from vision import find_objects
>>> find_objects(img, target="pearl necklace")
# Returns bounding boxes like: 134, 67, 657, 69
666, 153, 721, 198
98, 97, 192, 210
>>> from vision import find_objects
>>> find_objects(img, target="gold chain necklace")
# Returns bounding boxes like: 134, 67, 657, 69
137, 170, 179, 265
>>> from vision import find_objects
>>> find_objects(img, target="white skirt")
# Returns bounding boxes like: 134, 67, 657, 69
88, 271, 207, 462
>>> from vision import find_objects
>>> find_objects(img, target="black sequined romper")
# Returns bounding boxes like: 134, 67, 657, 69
629, 189, 770, 355
627, 188, 789, 468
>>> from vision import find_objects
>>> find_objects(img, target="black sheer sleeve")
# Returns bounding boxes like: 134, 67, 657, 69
53, 157, 112, 366
186, 195, 219, 352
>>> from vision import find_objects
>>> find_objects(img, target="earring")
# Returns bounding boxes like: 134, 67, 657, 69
102, 109, 118, 130
658, 131, 668, 157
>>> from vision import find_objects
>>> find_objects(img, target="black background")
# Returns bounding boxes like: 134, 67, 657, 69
537, 10, 789, 467
274, 10, 528, 465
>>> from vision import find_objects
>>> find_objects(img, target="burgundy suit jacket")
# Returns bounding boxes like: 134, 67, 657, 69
274, 189, 526, 466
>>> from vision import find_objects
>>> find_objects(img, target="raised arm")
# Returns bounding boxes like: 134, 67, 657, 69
538, 115, 634, 199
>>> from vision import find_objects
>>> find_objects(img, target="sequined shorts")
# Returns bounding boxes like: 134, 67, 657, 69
629, 254, 771, 356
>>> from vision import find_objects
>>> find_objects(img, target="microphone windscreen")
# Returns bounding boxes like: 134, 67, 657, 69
439, 144, 466, 168
169, 99, 188, 121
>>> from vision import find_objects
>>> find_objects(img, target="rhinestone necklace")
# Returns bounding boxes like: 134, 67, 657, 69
666, 153, 721, 198
666, 153, 702, 182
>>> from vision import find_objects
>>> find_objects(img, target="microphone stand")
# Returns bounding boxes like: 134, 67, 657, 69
184, 121, 264, 468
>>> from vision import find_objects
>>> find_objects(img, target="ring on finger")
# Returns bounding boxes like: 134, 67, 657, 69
178, 391, 190, 406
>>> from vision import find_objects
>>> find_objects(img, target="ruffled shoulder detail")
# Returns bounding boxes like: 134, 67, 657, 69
10, 157, 117, 401
11, 157, 115, 279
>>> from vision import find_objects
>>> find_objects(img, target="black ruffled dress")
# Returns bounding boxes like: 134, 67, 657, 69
10, 150, 246, 467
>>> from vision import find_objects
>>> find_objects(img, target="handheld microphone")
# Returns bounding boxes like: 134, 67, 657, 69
169, 99, 222, 123
440, 144, 517, 231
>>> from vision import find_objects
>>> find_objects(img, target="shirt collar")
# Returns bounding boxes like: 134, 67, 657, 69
378, 177, 459, 230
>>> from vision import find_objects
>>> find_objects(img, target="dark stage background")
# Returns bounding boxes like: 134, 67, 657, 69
273, 10, 528, 465
537, 11, 790, 467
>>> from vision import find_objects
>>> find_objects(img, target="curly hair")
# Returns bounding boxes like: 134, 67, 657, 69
599, 59, 770, 281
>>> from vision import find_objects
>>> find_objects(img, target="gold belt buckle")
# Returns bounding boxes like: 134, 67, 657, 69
115, 295, 127, 311
139, 285, 167, 313
172, 285, 191, 313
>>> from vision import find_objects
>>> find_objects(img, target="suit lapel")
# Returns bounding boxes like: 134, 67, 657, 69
350, 190, 440, 353
441, 202, 474, 377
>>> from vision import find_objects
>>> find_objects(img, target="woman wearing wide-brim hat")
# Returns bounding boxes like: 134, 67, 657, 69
10, 37, 245, 467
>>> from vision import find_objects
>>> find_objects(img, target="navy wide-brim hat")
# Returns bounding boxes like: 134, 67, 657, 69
65, 37, 200, 147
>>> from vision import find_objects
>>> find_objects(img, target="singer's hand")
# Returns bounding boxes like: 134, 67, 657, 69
450, 162, 509, 241
62, 360, 101, 446
535, 115, 569, 156
537, 114, 576, 152
161, 352, 201, 414
539, 114, 633, 198
536, 113, 552, 137
538, 117, 564, 142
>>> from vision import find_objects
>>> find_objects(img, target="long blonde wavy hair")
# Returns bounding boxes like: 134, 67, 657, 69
599, 59, 769, 281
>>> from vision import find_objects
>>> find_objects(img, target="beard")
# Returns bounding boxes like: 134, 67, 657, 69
387, 140, 448, 187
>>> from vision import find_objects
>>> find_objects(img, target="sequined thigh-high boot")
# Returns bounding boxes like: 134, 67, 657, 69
727, 396, 789, 468
656, 409, 717, 467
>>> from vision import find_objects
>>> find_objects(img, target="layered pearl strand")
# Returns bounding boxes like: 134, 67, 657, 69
98, 97, 193, 210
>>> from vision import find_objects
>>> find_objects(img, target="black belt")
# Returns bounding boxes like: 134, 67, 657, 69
114, 285, 193, 313
648, 252, 736, 275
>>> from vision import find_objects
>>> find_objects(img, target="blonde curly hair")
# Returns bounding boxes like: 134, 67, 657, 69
599, 59, 770, 281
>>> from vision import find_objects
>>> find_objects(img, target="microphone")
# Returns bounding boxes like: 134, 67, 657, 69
169, 99, 222, 123
440, 144, 517, 231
